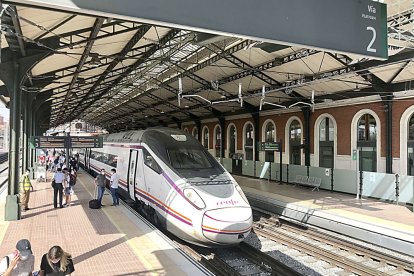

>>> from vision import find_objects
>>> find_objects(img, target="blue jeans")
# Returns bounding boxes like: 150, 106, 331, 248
97, 186, 105, 206
110, 187, 119, 205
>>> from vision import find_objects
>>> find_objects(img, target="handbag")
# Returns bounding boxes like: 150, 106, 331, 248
51, 180, 56, 188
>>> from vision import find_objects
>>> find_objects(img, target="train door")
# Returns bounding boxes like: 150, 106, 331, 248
127, 150, 138, 200
135, 149, 146, 195
142, 148, 163, 202
85, 149, 91, 173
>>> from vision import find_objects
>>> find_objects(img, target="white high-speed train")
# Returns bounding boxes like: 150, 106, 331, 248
79, 128, 252, 246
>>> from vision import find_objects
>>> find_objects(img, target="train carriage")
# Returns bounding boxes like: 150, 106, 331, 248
79, 128, 252, 246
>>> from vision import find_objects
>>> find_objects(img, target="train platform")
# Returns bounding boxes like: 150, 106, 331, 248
0, 171, 212, 276
235, 175, 414, 256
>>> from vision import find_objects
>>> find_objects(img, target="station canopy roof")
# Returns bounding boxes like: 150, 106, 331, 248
0, 1, 414, 132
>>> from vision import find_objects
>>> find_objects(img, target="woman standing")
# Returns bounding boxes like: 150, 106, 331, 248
62, 169, 73, 207
39, 246, 74, 276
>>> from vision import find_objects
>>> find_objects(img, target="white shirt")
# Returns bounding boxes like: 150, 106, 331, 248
110, 173, 120, 189
0, 254, 34, 276
53, 172, 65, 184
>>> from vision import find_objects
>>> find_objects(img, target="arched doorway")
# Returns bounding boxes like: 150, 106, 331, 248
244, 123, 254, 160
408, 114, 414, 175
357, 114, 377, 172
264, 121, 275, 162
289, 120, 301, 165
192, 127, 199, 140
319, 117, 334, 168
202, 126, 209, 149
214, 125, 221, 158
228, 124, 236, 158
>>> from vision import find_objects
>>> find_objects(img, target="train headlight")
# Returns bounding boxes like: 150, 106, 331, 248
235, 184, 249, 204
183, 188, 206, 209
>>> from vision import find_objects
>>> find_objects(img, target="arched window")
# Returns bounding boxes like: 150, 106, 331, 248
357, 114, 377, 172
408, 114, 414, 176
264, 122, 275, 162
244, 123, 254, 160
202, 127, 209, 149
228, 125, 236, 158
289, 120, 301, 165
319, 117, 334, 168
214, 126, 221, 158
192, 127, 199, 140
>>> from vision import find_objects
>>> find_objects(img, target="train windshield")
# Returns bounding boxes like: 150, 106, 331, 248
168, 148, 213, 169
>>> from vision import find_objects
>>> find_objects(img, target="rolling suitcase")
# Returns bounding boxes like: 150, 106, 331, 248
89, 186, 101, 209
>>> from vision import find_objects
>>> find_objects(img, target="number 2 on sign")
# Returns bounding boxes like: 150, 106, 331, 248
366, 26, 377, 53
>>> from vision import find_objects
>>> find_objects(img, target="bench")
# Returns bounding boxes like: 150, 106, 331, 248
293, 175, 321, 191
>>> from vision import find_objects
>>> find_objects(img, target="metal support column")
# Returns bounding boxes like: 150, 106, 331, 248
385, 94, 393, 174
24, 93, 34, 176
0, 38, 58, 221
252, 113, 260, 161
195, 120, 202, 143
176, 121, 182, 130
219, 117, 226, 159
5, 57, 21, 221
21, 91, 27, 174
302, 107, 311, 166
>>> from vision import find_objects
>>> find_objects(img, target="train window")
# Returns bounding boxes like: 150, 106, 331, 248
143, 149, 162, 174
168, 148, 213, 169
90, 150, 118, 168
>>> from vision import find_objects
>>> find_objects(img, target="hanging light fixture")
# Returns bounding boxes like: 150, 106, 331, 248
89, 53, 101, 67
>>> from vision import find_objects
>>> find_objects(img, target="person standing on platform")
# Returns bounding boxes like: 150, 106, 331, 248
0, 239, 35, 276
110, 169, 120, 206
94, 169, 106, 207
69, 157, 77, 173
19, 170, 32, 211
39, 246, 74, 276
53, 168, 65, 209
62, 169, 73, 208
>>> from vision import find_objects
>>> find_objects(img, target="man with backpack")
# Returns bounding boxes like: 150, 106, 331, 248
62, 169, 76, 207
0, 239, 35, 275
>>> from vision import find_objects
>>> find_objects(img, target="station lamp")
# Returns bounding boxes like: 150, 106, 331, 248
89, 53, 102, 67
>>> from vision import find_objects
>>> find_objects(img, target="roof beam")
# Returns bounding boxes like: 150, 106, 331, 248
93, 47, 316, 122
57, 24, 152, 124
7, 6, 26, 56
75, 29, 183, 121
34, 14, 77, 40
87, 39, 253, 122
57, 18, 104, 120
281, 49, 414, 95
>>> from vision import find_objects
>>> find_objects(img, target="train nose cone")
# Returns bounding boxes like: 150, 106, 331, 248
202, 207, 252, 245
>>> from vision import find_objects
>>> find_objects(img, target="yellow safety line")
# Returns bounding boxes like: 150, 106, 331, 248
77, 174, 158, 275
0, 191, 10, 245
0, 221, 10, 246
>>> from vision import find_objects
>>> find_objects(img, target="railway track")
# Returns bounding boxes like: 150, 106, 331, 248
252, 209, 414, 276
175, 239, 301, 276
120, 195, 300, 276
0, 152, 8, 164
115, 182, 413, 276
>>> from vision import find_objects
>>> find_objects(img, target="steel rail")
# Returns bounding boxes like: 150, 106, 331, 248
281, 223, 414, 274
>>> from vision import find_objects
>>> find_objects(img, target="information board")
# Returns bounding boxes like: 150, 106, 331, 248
70, 136, 103, 148
258, 142, 281, 152
31, 136, 103, 148
32, 136, 67, 148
